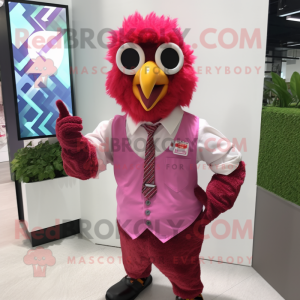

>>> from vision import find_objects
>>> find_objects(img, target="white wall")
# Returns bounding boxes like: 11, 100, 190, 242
265, 57, 273, 79
71, 0, 269, 266
286, 59, 300, 82
282, 61, 287, 79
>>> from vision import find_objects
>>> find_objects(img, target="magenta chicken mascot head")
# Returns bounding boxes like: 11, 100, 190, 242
105, 12, 198, 123
55, 11, 246, 300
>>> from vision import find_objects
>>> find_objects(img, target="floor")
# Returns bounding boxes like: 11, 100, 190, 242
0, 162, 11, 184
0, 143, 9, 163
0, 162, 284, 300
0, 104, 9, 163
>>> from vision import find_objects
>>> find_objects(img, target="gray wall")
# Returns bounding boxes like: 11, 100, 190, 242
253, 186, 300, 300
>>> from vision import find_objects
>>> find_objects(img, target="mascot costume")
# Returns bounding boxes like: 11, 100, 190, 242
55, 12, 246, 300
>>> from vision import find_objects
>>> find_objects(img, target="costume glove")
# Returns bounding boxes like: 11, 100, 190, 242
194, 161, 246, 226
55, 100, 98, 180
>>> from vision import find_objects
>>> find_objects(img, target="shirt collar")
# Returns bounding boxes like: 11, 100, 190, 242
127, 106, 184, 135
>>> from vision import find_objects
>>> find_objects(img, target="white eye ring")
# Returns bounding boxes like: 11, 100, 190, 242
155, 43, 184, 75
116, 43, 145, 75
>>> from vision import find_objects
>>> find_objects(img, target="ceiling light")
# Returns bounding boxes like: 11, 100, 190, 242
0, 0, 4, 7
279, 10, 300, 17
286, 16, 300, 21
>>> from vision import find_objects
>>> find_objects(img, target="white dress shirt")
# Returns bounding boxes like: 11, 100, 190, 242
86, 106, 242, 176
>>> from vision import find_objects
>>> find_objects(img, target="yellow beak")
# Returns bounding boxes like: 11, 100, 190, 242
133, 61, 169, 111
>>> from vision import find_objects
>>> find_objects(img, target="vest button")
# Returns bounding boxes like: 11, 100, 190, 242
145, 210, 151, 216
145, 200, 151, 206
145, 220, 151, 226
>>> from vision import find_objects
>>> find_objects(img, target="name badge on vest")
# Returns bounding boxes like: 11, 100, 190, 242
173, 140, 189, 156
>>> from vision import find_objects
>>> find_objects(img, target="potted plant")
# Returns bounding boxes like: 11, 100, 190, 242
11, 141, 80, 246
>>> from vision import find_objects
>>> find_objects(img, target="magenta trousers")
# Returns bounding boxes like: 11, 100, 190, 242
117, 211, 205, 299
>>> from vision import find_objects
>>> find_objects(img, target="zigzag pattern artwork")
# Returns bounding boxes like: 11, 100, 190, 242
8, 2, 73, 139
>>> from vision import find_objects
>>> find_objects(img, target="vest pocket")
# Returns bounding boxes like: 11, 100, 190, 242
164, 157, 191, 192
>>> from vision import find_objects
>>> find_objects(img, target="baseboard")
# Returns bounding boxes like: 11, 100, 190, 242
23, 219, 80, 247
15, 180, 24, 221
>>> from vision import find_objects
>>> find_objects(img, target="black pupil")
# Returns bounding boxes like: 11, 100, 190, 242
121, 48, 140, 70
161, 48, 179, 69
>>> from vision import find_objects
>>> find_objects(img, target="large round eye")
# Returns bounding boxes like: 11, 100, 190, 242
155, 43, 184, 75
116, 43, 145, 75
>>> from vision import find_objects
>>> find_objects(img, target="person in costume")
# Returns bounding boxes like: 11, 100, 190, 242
55, 12, 246, 300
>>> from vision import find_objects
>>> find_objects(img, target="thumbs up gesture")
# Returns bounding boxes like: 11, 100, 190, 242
55, 100, 98, 180
55, 100, 83, 150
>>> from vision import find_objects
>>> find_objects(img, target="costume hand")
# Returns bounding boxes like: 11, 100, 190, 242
194, 161, 246, 226
55, 100, 98, 180
194, 185, 210, 226
194, 185, 207, 207
56, 100, 83, 150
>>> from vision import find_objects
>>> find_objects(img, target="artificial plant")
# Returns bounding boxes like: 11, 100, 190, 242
264, 72, 292, 107
264, 71, 300, 108
11, 141, 66, 183
290, 71, 300, 107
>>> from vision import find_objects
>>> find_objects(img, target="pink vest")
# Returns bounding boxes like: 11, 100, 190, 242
112, 112, 203, 243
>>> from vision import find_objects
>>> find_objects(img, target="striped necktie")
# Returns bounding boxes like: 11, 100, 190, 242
142, 123, 161, 200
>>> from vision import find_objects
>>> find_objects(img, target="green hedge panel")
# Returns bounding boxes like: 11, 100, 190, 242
257, 107, 300, 206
